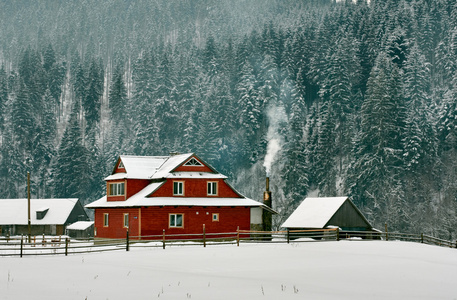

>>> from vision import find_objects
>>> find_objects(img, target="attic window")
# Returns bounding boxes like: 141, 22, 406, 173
184, 158, 203, 166
118, 161, 125, 169
36, 208, 49, 220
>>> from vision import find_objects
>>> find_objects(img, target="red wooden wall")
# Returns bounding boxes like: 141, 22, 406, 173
94, 206, 251, 239
94, 208, 140, 238
151, 178, 241, 198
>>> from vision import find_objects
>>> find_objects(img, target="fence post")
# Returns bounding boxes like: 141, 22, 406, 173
385, 223, 388, 241
126, 230, 129, 252
421, 233, 423, 243
203, 224, 206, 248
236, 226, 240, 247
20, 235, 23, 258
65, 238, 69, 256
336, 228, 340, 241
162, 229, 166, 249
287, 229, 290, 244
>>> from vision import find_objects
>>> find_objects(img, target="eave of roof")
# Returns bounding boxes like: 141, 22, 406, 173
85, 195, 268, 209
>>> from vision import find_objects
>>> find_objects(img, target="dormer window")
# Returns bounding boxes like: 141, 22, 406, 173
207, 182, 218, 196
173, 181, 184, 196
184, 157, 203, 166
36, 207, 49, 220
109, 182, 125, 196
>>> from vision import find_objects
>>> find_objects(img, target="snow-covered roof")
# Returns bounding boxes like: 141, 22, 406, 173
85, 180, 271, 211
0, 198, 79, 225
105, 153, 214, 180
86, 195, 266, 209
66, 221, 94, 231
281, 197, 349, 228
166, 172, 227, 179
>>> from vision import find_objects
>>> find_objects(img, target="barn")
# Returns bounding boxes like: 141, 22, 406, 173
0, 198, 89, 236
281, 197, 375, 238
85, 153, 273, 239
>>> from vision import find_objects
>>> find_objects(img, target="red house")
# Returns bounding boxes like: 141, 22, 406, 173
85, 153, 270, 239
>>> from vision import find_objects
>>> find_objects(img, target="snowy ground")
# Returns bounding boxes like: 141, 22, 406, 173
2, 240, 457, 300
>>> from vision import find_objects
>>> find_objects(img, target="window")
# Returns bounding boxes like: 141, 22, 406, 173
173, 181, 184, 196
169, 214, 184, 227
207, 182, 218, 195
118, 161, 125, 169
103, 213, 109, 227
184, 157, 203, 166
212, 213, 219, 222
123, 213, 129, 228
109, 182, 125, 196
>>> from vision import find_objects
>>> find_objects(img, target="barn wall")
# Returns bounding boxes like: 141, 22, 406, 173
327, 201, 371, 229
126, 179, 150, 198
94, 208, 140, 239
151, 179, 241, 198
9, 225, 64, 236
140, 206, 251, 238
66, 201, 90, 225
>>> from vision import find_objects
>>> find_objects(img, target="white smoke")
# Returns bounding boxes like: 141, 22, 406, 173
263, 103, 287, 176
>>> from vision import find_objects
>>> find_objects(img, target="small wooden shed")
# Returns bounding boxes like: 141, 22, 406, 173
281, 197, 375, 238
65, 221, 94, 239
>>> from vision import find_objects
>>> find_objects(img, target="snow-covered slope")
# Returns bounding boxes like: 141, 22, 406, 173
2, 241, 456, 299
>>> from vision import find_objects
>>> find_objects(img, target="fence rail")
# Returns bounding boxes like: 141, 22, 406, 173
0, 228, 455, 257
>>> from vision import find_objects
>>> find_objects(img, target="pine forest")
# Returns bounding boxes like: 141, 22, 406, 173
0, 0, 456, 239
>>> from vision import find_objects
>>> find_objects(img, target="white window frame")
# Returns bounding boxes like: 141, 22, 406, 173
123, 213, 129, 228
207, 181, 218, 196
212, 213, 219, 222
169, 214, 184, 228
184, 157, 203, 166
173, 181, 184, 196
103, 213, 109, 227
109, 182, 125, 196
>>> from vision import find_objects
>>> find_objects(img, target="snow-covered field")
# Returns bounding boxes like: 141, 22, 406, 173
2, 241, 456, 300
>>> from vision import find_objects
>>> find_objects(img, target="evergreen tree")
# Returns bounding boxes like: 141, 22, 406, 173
108, 61, 127, 123
348, 52, 407, 230
0, 65, 7, 132
128, 50, 157, 154
83, 58, 104, 137
12, 79, 34, 156
53, 103, 91, 201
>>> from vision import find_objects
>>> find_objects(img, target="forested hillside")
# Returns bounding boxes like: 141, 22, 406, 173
0, 0, 456, 238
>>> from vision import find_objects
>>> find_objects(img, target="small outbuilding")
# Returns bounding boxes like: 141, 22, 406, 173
281, 197, 375, 238
65, 221, 94, 239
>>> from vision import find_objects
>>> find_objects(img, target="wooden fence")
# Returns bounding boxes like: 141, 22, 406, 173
0, 228, 455, 257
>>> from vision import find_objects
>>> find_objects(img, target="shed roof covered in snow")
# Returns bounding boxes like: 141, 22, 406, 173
66, 221, 94, 231
0, 198, 83, 225
281, 197, 372, 230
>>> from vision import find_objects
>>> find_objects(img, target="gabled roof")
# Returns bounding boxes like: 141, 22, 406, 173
0, 198, 80, 225
281, 197, 372, 229
105, 153, 221, 180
